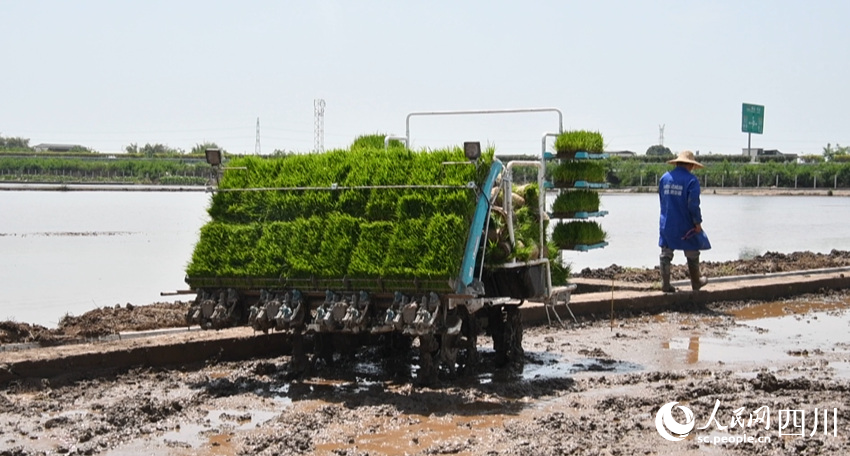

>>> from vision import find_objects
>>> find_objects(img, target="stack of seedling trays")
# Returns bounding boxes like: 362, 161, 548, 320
546, 130, 609, 252
185, 137, 493, 294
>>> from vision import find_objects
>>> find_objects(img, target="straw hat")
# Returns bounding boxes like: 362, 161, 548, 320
667, 150, 704, 169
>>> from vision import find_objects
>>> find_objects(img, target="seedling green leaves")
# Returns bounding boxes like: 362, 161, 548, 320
187, 143, 493, 288
554, 130, 604, 158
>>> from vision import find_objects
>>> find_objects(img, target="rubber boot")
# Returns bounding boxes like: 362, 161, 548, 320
687, 257, 708, 291
660, 256, 676, 293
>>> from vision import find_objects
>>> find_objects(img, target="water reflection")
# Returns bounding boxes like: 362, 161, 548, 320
687, 336, 700, 364
662, 336, 701, 364
558, 193, 850, 271
0, 191, 210, 326
662, 298, 850, 371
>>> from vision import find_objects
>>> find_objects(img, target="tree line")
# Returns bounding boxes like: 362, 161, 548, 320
3, 133, 850, 188
7, 153, 848, 188
0, 133, 224, 158
607, 157, 850, 189
0, 156, 212, 185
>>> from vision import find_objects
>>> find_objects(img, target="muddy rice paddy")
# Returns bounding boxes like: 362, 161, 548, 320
2, 251, 850, 455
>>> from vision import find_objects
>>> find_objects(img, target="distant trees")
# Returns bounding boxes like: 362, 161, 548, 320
190, 142, 225, 156
606, 155, 850, 188
823, 143, 850, 162
0, 134, 31, 150
645, 144, 672, 157
0, 155, 209, 185
122, 142, 225, 157
125, 143, 184, 157
800, 154, 824, 163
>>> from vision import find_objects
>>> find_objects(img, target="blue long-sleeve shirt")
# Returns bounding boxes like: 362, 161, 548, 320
658, 166, 710, 251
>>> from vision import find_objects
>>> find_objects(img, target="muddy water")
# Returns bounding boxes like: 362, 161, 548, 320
314, 403, 512, 455
76, 296, 850, 456
660, 296, 850, 369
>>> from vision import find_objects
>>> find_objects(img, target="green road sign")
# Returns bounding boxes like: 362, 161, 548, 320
742, 103, 764, 134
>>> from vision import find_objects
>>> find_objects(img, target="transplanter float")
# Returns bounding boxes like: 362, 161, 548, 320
182, 108, 583, 383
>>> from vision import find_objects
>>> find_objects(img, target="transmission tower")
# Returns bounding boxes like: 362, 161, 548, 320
314, 99, 326, 153
658, 124, 665, 146
255, 117, 261, 155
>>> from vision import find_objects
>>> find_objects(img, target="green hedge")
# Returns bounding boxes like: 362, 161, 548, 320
607, 157, 850, 188
0, 156, 208, 184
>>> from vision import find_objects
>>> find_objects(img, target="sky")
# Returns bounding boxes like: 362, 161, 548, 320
2, 0, 849, 157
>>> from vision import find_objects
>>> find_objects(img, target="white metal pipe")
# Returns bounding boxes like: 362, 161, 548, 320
506, 160, 546, 253
404, 107, 564, 148
540, 131, 563, 298
505, 159, 552, 297
383, 135, 408, 149
210, 184, 471, 193
541, 132, 560, 160
503, 165, 515, 245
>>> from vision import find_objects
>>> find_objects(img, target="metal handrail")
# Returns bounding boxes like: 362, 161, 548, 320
384, 107, 564, 150
208, 183, 474, 193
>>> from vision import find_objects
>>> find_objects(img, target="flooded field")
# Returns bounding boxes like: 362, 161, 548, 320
3, 190, 850, 327
2, 292, 849, 455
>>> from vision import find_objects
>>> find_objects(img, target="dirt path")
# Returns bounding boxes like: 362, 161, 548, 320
1, 289, 850, 455
575, 249, 850, 283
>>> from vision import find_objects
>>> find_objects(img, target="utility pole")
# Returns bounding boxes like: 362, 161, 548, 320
658, 124, 665, 146
255, 117, 261, 155
314, 99, 325, 153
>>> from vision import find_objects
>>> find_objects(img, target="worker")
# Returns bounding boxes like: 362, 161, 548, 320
658, 150, 711, 292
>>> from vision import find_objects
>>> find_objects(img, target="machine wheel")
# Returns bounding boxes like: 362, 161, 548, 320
313, 333, 335, 367
490, 306, 507, 367
459, 307, 479, 375
491, 305, 524, 369
417, 334, 439, 386
504, 305, 524, 368
381, 333, 414, 378
290, 328, 309, 375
